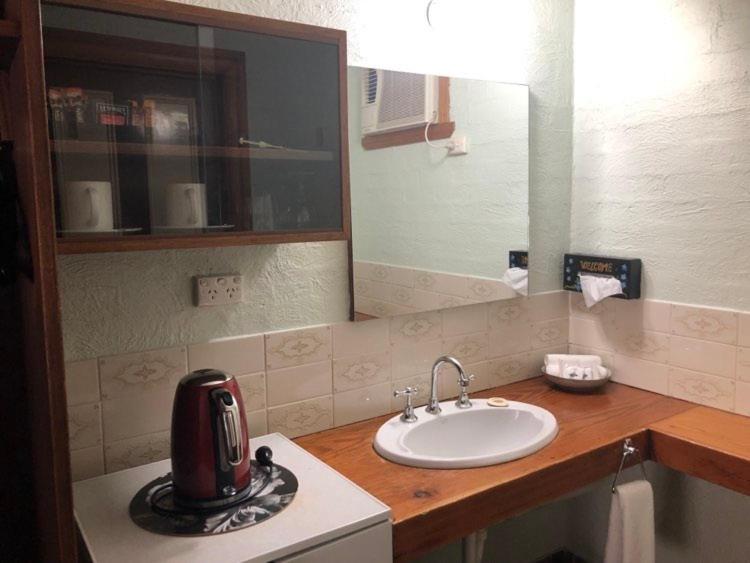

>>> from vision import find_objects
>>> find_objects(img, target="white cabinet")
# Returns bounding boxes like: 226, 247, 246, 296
74, 434, 392, 563
276, 521, 392, 563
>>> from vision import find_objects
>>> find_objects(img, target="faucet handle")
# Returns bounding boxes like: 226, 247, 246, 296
394, 386, 419, 423
459, 373, 475, 387
393, 386, 418, 398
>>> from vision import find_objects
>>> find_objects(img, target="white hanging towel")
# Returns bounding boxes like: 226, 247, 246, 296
604, 480, 655, 563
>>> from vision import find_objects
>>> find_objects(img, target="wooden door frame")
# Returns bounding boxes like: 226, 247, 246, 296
2, 0, 76, 560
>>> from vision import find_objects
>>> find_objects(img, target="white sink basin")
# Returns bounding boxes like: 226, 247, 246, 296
374, 399, 558, 469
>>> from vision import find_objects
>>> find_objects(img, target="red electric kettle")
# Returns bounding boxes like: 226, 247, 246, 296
170, 369, 252, 510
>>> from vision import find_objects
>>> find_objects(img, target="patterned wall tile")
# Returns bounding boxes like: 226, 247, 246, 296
104, 431, 170, 473
569, 316, 614, 351
487, 352, 536, 388
267, 396, 333, 439
333, 351, 391, 392
70, 445, 105, 481
488, 322, 532, 359
68, 403, 102, 450
739, 313, 750, 348
389, 311, 442, 345
391, 339, 443, 379
442, 303, 488, 336
236, 372, 266, 412
247, 410, 268, 437
531, 318, 569, 350
528, 291, 569, 322
332, 318, 389, 357
613, 355, 669, 394
99, 346, 186, 400
265, 326, 331, 370
670, 304, 738, 344
334, 382, 392, 426
266, 360, 332, 407
65, 359, 100, 406
737, 348, 750, 383
736, 382, 750, 416
669, 335, 736, 379
187, 335, 264, 376
611, 329, 670, 363
414, 271, 468, 298
610, 298, 671, 333
442, 332, 489, 365
488, 297, 529, 329
668, 367, 735, 411
101, 387, 174, 443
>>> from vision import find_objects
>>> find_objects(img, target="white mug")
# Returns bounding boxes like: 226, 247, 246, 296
60, 181, 114, 232
165, 183, 207, 228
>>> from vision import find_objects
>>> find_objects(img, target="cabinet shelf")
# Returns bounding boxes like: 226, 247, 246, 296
51, 139, 334, 161
0, 19, 21, 70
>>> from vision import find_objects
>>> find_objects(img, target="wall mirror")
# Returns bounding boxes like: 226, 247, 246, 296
347, 66, 530, 320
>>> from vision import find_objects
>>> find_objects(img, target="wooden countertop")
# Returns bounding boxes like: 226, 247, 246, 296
650, 406, 750, 495
296, 377, 720, 561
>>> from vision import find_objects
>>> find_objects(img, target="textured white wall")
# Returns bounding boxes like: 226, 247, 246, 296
350, 70, 529, 279
572, 0, 750, 310
58, 0, 574, 360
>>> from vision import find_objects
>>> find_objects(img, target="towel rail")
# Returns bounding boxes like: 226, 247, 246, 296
611, 438, 647, 493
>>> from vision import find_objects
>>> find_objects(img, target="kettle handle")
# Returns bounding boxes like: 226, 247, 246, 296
212, 390, 244, 467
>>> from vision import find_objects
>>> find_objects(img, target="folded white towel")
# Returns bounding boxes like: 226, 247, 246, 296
544, 354, 602, 368
543, 354, 610, 379
604, 480, 655, 563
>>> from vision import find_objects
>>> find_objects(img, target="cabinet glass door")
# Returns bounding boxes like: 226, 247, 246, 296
198, 25, 343, 233
42, 4, 345, 248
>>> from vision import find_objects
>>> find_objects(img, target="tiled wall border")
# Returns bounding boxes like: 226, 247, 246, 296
353, 260, 520, 317
65, 289, 750, 482
64, 291, 568, 481
568, 294, 750, 417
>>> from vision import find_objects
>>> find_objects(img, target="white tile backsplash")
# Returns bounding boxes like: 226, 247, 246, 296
333, 382, 391, 426
187, 335, 264, 376
668, 367, 736, 411
266, 360, 332, 407
333, 351, 391, 392
265, 326, 332, 370
668, 335, 736, 379
98, 346, 186, 401
65, 359, 100, 406
267, 395, 333, 439
670, 304, 738, 345
63, 290, 750, 481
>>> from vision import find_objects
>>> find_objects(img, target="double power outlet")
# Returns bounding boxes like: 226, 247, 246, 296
194, 274, 243, 307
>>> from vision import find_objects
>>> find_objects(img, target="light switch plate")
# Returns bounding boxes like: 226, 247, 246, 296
194, 274, 243, 306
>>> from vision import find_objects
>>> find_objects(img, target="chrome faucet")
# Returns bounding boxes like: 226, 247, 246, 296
426, 356, 474, 415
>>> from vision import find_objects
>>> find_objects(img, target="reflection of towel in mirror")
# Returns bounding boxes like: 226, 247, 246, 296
604, 480, 655, 563
501, 267, 528, 296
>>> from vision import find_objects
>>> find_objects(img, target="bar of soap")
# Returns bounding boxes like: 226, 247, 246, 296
487, 397, 508, 407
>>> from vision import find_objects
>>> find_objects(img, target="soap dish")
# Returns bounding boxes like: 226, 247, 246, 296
543, 367, 611, 392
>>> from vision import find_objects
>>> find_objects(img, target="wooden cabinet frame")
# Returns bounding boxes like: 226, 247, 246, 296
0, 1, 353, 560
44, 0, 352, 255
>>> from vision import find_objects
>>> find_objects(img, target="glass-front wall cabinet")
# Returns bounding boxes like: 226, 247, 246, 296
42, 4, 346, 253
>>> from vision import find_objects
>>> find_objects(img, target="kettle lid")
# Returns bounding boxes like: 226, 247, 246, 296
179, 368, 233, 387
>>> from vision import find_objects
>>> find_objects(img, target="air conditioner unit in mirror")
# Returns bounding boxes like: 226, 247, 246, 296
361, 68, 439, 135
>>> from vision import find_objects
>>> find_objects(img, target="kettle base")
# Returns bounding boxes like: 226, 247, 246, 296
129, 461, 298, 536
